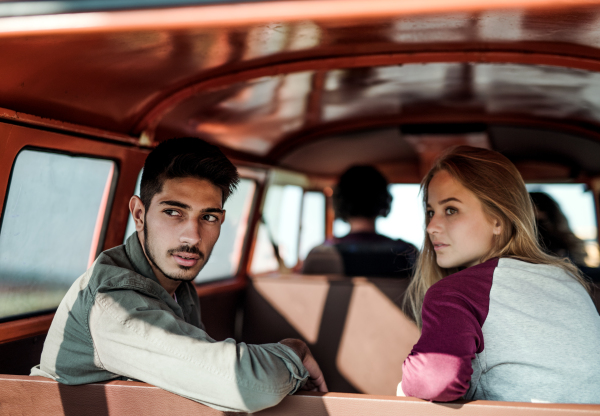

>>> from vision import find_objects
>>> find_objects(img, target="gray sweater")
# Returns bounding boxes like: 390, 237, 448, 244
401, 257, 600, 403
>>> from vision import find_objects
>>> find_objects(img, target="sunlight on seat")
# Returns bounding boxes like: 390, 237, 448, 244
252, 275, 330, 344
336, 279, 420, 395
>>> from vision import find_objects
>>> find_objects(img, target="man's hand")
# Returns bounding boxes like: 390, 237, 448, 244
279, 338, 328, 393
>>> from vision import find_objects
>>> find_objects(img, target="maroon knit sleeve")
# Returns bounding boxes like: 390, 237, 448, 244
401, 258, 497, 401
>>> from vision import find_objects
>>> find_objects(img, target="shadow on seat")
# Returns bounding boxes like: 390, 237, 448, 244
242, 274, 420, 395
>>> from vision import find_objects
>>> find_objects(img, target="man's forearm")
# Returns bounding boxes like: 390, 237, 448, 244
279, 338, 308, 361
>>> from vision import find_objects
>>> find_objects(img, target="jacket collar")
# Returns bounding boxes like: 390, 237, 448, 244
125, 232, 197, 318
125, 232, 162, 287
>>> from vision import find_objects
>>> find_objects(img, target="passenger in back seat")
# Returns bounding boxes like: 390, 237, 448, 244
398, 146, 600, 404
302, 165, 417, 277
31, 137, 327, 413
529, 191, 587, 266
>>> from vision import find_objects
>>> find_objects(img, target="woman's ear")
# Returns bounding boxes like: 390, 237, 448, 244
492, 218, 502, 236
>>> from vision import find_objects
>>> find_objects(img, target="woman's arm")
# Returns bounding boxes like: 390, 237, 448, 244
401, 266, 493, 401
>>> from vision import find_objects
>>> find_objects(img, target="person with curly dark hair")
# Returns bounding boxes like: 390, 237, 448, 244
529, 192, 587, 266
303, 165, 417, 277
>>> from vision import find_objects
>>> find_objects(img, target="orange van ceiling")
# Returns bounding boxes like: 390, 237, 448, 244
1, 0, 600, 160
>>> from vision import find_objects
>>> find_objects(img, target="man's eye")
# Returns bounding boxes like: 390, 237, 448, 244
164, 209, 181, 217
204, 214, 218, 222
445, 207, 457, 215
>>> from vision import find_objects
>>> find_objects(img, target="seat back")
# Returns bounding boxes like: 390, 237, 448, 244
242, 274, 420, 395
4, 375, 600, 416
335, 242, 416, 277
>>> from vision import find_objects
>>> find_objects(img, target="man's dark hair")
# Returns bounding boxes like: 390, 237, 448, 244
333, 165, 392, 221
140, 137, 239, 208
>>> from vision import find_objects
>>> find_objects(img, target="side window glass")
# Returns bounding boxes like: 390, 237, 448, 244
299, 191, 326, 260
197, 178, 256, 283
124, 172, 257, 283
526, 184, 599, 267
0, 149, 116, 321
251, 184, 303, 273
333, 184, 425, 248
123, 169, 143, 243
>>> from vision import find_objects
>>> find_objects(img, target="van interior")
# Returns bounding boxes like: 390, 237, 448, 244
1, 0, 600, 414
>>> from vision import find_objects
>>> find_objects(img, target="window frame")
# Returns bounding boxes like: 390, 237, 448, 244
0, 146, 120, 323
0, 121, 148, 339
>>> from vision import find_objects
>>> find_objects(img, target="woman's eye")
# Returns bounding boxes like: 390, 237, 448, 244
426, 210, 434, 218
445, 207, 457, 215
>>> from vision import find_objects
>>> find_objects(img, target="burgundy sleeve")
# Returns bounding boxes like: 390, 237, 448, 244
401, 259, 496, 401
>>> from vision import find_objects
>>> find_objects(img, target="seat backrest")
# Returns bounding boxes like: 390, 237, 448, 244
335, 242, 416, 277
242, 274, 420, 395
0, 375, 225, 416
4, 375, 600, 416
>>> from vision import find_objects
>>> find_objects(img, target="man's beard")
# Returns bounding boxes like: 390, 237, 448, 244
143, 221, 211, 282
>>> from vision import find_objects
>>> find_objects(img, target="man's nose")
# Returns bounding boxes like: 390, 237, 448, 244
180, 219, 202, 245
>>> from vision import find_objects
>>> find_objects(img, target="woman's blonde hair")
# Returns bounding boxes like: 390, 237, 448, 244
403, 145, 590, 327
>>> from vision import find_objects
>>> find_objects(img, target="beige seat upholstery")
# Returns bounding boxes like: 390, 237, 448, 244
242, 274, 420, 395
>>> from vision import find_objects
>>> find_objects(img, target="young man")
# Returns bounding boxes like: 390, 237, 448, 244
31, 138, 327, 413
303, 165, 417, 277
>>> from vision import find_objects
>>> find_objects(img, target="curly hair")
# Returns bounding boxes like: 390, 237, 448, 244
333, 165, 392, 221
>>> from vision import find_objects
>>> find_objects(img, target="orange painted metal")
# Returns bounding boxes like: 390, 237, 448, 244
268, 113, 600, 161
0, 106, 139, 146
1, 6, 600, 155
88, 164, 116, 267
194, 278, 247, 299
0, 314, 54, 344
0, 122, 149, 252
141, 50, 600, 140
243, 179, 268, 277
3, 0, 600, 37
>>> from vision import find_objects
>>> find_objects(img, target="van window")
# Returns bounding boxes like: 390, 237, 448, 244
526, 183, 599, 267
251, 184, 305, 273
299, 191, 326, 260
334, 184, 425, 248
0, 149, 116, 321
334, 183, 599, 267
123, 169, 143, 242
197, 178, 256, 283
124, 172, 257, 283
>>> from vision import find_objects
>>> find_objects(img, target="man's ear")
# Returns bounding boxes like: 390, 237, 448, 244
221, 210, 226, 225
129, 196, 146, 232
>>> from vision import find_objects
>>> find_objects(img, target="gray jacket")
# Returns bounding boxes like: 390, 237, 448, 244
31, 234, 308, 413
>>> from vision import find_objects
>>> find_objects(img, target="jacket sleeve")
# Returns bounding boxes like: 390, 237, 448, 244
89, 289, 308, 413
401, 284, 485, 402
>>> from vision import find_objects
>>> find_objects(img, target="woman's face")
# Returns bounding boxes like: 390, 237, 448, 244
426, 170, 502, 269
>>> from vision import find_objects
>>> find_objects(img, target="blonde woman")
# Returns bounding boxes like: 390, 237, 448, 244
398, 146, 600, 403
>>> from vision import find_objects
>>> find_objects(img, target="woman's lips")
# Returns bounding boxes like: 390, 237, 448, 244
173, 253, 200, 267
433, 243, 449, 251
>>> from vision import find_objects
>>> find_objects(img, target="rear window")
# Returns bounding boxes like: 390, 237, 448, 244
0, 149, 116, 321
526, 183, 599, 267
334, 184, 424, 248
335, 183, 599, 267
